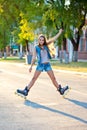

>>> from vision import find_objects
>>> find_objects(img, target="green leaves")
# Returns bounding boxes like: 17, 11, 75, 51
18, 12, 34, 45
0, 0, 87, 50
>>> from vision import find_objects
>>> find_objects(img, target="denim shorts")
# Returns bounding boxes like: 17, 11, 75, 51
36, 63, 52, 72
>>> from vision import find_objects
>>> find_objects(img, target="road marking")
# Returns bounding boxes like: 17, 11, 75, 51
38, 102, 59, 106
0, 69, 27, 79
71, 89, 87, 96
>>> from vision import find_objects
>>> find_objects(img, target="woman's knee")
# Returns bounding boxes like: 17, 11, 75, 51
51, 76, 56, 82
32, 76, 37, 81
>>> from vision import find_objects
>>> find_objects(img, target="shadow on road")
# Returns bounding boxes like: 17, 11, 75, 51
24, 100, 87, 124
65, 98, 87, 109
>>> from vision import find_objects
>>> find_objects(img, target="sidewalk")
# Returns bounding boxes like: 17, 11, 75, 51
53, 68, 87, 76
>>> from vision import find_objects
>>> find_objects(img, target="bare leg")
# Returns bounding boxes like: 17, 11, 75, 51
27, 70, 41, 90
47, 70, 59, 90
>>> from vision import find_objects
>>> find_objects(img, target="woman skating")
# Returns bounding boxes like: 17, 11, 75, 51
17, 29, 69, 97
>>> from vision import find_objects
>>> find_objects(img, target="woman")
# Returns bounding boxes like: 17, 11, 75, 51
17, 29, 69, 97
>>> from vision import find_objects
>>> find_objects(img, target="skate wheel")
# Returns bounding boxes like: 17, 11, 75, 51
15, 91, 27, 100
15, 91, 17, 95
62, 87, 71, 99
24, 97, 26, 100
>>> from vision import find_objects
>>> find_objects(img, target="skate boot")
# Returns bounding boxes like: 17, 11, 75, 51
17, 86, 29, 96
58, 84, 69, 95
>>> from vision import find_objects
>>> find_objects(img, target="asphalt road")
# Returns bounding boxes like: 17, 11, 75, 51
0, 62, 87, 130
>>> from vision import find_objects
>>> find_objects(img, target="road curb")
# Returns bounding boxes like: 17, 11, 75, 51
53, 68, 87, 76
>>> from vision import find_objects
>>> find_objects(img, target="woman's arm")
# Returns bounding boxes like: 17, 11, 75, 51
47, 29, 63, 45
29, 47, 36, 72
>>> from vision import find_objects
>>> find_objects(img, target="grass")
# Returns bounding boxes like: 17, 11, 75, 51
0, 56, 25, 63
50, 60, 87, 73
0, 56, 87, 73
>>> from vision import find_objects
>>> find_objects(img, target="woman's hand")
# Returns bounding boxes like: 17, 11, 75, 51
59, 28, 63, 34
29, 66, 32, 73
47, 28, 63, 44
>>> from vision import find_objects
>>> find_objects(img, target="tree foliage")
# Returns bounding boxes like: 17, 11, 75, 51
0, 0, 87, 60
18, 12, 34, 44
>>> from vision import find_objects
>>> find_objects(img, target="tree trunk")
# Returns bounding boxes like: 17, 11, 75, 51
3, 31, 7, 59
63, 38, 69, 63
70, 12, 86, 62
26, 40, 29, 54
19, 44, 23, 59
25, 40, 32, 64
73, 51, 78, 62
4, 51, 7, 59
70, 35, 80, 62
59, 50, 63, 63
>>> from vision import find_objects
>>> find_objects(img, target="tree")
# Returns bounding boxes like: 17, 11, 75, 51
17, 12, 35, 63
42, 0, 70, 62
67, 0, 87, 61
0, 0, 86, 62
0, 3, 11, 58
0, 0, 20, 55
42, 0, 87, 62
18, 12, 34, 52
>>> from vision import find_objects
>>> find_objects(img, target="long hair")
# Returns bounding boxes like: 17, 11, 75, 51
38, 34, 55, 57
38, 34, 47, 47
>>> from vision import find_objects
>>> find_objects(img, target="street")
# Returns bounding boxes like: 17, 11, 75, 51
0, 62, 87, 130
